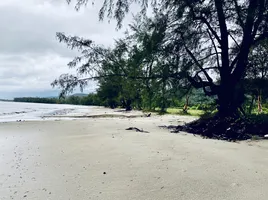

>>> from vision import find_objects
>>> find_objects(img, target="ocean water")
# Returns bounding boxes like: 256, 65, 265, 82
0, 101, 91, 122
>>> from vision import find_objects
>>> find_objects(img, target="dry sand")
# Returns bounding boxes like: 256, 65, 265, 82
1, 113, 268, 200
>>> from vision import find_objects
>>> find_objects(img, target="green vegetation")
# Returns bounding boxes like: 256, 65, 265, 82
49, 0, 268, 140
60, 0, 268, 118
13, 93, 102, 106
14, 97, 58, 104
165, 108, 205, 117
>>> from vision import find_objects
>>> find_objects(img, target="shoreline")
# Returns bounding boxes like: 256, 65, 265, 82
0, 102, 198, 123
0, 102, 146, 122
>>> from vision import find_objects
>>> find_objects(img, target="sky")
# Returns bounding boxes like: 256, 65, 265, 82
0, 0, 135, 99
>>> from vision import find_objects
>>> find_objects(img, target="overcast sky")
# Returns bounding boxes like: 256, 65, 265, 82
0, 0, 134, 99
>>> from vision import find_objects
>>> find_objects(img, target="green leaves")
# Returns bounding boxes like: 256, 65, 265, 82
56, 0, 268, 115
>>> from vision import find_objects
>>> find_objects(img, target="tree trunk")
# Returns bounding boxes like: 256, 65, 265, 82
217, 98, 238, 118
148, 90, 153, 111
248, 95, 255, 114
125, 99, 132, 111
258, 90, 263, 114
217, 83, 245, 117
183, 95, 190, 112
160, 78, 166, 113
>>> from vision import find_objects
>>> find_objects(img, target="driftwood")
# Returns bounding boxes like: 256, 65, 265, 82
126, 127, 149, 133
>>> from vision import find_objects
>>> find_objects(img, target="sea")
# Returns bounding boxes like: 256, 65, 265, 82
0, 101, 91, 122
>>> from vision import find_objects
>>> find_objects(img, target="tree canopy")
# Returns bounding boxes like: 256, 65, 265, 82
53, 0, 268, 117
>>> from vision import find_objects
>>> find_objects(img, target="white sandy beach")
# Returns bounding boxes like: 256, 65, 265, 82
1, 109, 268, 200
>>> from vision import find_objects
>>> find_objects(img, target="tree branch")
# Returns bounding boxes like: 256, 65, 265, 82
230, 55, 239, 71
207, 29, 221, 69
196, 16, 222, 45
182, 40, 214, 84
187, 75, 217, 96
214, 0, 229, 70
231, 0, 259, 81
232, 0, 245, 29
229, 32, 240, 48
252, 0, 265, 38
194, 67, 219, 78
197, 52, 221, 63
187, 3, 222, 45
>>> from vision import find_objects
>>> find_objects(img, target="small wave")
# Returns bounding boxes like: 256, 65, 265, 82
45, 108, 75, 116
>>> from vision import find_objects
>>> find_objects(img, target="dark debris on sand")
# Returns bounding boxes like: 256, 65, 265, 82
126, 127, 149, 133
160, 115, 268, 141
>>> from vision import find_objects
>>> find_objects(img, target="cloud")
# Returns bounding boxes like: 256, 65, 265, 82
0, 53, 97, 99
0, 0, 133, 99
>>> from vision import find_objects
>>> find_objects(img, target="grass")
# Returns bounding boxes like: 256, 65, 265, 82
166, 108, 205, 116
152, 104, 268, 118
152, 107, 208, 116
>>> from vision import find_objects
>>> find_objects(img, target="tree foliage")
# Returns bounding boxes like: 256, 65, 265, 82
54, 0, 268, 116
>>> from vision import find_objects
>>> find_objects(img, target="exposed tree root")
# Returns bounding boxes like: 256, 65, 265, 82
160, 115, 268, 141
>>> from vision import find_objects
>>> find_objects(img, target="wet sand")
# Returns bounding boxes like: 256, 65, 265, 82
1, 115, 268, 200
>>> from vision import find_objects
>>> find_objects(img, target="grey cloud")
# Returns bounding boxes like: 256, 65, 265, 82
0, 0, 131, 99
0, 1, 125, 57
0, 53, 97, 97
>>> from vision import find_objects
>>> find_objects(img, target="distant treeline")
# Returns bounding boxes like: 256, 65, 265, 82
14, 97, 57, 104
13, 94, 102, 106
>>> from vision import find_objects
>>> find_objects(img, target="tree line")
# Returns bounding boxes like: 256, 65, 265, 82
13, 94, 101, 106
13, 88, 217, 112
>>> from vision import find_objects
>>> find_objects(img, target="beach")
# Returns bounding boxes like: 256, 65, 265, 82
1, 109, 268, 200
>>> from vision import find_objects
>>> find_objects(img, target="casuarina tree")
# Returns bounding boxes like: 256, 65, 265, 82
63, 0, 268, 117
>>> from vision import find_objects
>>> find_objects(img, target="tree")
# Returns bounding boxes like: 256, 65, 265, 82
52, 13, 187, 111
95, 40, 145, 110
65, 0, 268, 117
